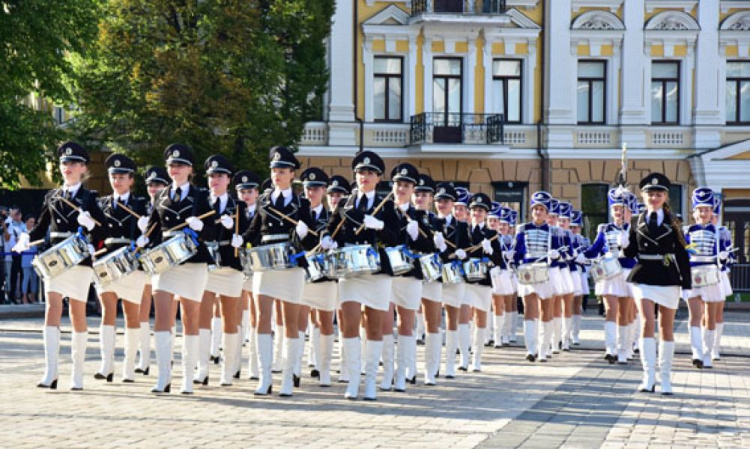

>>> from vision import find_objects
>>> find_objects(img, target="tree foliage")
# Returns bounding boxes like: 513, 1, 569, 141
72, 0, 334, 176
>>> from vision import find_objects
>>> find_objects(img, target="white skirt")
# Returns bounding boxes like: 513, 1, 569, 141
253, 268, 306, 304
559, 267, 575, 295
569, 269, 583, 296
422, 281, 442, 302
595, 271, 629, 298
47, 265, 94, 302
511, 272, 519, 293
465, 283, 492, 312
205, 268, 244, 298
579, 271, 589, 295
441, 282, 465, 308
622, 268, 635, 298
491, 268, 515, 295
338, 274, 392, 312
720, 271, 733, 297
391, 277, 422, 310
243, 274, 254, 293
632, 283, 680, 310
98, 270, 147, 304
302, 280, 338, 312
153, 263, 208, 302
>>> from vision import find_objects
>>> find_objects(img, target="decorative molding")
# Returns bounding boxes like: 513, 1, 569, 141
645, 11, 700, 31
505, 8, 542, 30
506, 0, 539, 10
645, 1, 698, 14
362, 5, 410, 27
721, 1, 750, 14
572, 0, 623, 13
720, 11, 750, 31
571, 10, 625, 31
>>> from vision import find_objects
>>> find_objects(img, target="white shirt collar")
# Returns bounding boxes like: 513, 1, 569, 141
473, 222, 485, 231
397, 202, 410, 212
359, 190, 375, 201
171, 182, 190, 193
646, 208, 665, 226
312, 204, 324, 216
247, 204, 257, 215
64, 182, 82, 195
272, 187, 292, 202
113, 192, 130, 203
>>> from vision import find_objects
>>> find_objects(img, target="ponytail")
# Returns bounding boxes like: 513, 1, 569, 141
663, 202, 687, 248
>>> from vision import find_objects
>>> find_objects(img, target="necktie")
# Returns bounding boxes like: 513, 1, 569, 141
357, 195, 368, 212
274, 192, 285, 210
649, 212, 659, 236
173, 187, 182, 202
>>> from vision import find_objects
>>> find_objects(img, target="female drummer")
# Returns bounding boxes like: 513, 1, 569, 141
581, 188, 636, 364
545, 198, 573, 356
556, 202, 579, 352
622, 173, 691, 395
135, 166, 170, 376
711, 197, 734, 361
233, 169, 261, 380
297, 167, 338, 387
452, 187, 473, 370
194, 155, 247, 387
413, 174, 444, 386
139, 144, 216, 394
487, 203, 506, 348
491, 206, 515, 347
464, 193, 503, 371
242, 146, 317, 397
569, 210, 589, 346
433, 183, 470, 377
94, 154, 149, 383
513, 191, 564, 362
380, 163, 434, 392
321, 150, 399, 400
683, 187, 729, 370
13, 142, 106, 390
508, 209, 521, 344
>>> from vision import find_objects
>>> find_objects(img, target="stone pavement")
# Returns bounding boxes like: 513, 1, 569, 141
0, 311, 748, 449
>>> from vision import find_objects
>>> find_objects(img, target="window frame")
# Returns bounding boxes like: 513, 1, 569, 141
492, 58, 523, 124
373, 56, 404, 123
580, 183, 610, 243
432, 56, 464, 122
651, 60, 681, 125
726, 60, 750, 126
577, 59, 607, 125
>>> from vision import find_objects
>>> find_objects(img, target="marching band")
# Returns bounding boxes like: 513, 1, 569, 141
12, 142, 736, 398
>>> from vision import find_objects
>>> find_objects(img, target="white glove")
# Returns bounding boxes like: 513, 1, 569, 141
504, 249, 516, 261
87, 244, 96, 256
481, 239, 494, 256
548, 249, 561, 260
616, 231, 629, 248
77, 210, 96, 231
575, 253, 587, 264
295, 221, 309, 239
136, 235, 149, 248
320, 236, 334, 250
220, 214, 234, 230
455, 249, 467, 260
231, 234, 243, 248
433, 233, 446, 252
406, 221, 419, 241
719, 251, 729, 261
185, 216, 204, 232
363, 214, 384, 230
137, 216, 150, 233
12, 233, 30, 253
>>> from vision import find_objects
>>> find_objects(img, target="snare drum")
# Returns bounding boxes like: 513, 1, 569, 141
691, 265, 720, 287
463, 258, 489, 282
33, 234, 90, 280
418, 253, 442, 282
517, 263, 550, 285
441, 260, 464, 284
244, 242, 293, 272
590, 254, 622, 282
206, 241, 221, 272
240, 248, 254, 277
326, 245, 380, 279
93, 246, 140, 287
385, 246, 414, 276
139, 233, 198, 275
305, 252, 329, 282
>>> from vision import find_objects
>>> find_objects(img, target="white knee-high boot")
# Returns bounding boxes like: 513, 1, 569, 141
343, 337, 361, 400
338, 336, 349, 383
317, 333, 334, 387
493, 314, 504, 348
241, 309, 249, 344
379, 333, 395, 391
359, 327, 367, 375
471, 326, 485, 372
210, 317, 222, 362
458, 323, 470, 370
444, 330, 458, 378
424, 332, 441, 385
254, 333, 273, 395
416, 312, 425, 343
122, 327, 139, 382
247, 327, 259, 380
604, 321, 617, 361
552, 317, 562, 353
712, 323, 723, 360
510, 311, 519, 342
538, 321, 550, 362
562, 317, 572, 351
39, 326, 60, 389
233, 324, 243, 378
279, 336, 300, 397
524, 319, 537, 360
638, 337, 656, 393
194, 328, 211, 384
293, 330, 305, 379
407, 334, 418, 381
180, 335, 199, 394
95, 325, 116, 381
617, 325, 629, 364
571, 314, 581, 345
689, 326, 704, 369
659, 340, 674, 395
220, 332, 238, 386
70, 331, 88, 391
394, 334, 413, 392
363, 339, 383, 400
273, 325, 284, 373
136, 322, 151, 374
152, 331, 172, 393
309, 326, 320, 369
702, 328, 715, 369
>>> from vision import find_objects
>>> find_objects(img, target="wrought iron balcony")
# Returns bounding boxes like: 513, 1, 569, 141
410, 113, 505, 145
411, 0, 507, 15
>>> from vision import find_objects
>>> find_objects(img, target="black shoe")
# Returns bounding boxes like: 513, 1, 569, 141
123, 378, 135, 383
181, 390, 193, 395
193, 375, 209, 386
254, 385, 272, 396
293, 374, 301, 388
37, 379, 58, 389
458, 366, 468, 372
142, 367, 150, 376
233, 370, 241, 379
279, 392, 293, 398
151, 383, 171, 393
311, 369, 320, 378
638, 384, 655, 393
526, 354, 535, 362
94, 372, 114, 382
135, 367, 144, 374
407, 375, 416, 385
435, 370, 440, 378
213, 356, 221, 365
692, 359, 704, 369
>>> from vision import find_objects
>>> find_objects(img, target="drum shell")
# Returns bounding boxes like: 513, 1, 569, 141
517, 263, 550, 286
590, 255, 622, 282
691, 265, 720, 287
245, 242, 293, 272
441, 261, 464, 285
385, 246, 414, 276
139, 234, 198, 276
93, 247, 140, 287
305, 253, 329, 282
463, 258, 488, 282
326, 245, 380, 279
206, 241, 221, 272
418, 254, 442, 283
32, 235, 90, 280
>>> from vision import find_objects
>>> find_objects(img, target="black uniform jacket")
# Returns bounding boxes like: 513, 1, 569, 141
393, 203, 435, 279
98, 194, 148, 252
242, 191, 318, 258
466, 224, 504, 286
206, 194, 248, 271
623, 211, 691, 290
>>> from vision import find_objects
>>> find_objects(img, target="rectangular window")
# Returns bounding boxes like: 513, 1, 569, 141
577, 61, 606, 125
651, 61, 680, 124
581, 184, 609, 242
374, 57, 403, 122
669, 184, 684, 221
726, 61, 750, 125
492, 59, 522, 123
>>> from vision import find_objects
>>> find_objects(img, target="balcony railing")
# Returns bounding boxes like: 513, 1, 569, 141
412, 0, 507, 15
410, 112, 505, 145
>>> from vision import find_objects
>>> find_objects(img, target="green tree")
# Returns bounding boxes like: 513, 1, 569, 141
0, 0, 102, 188
72, 0, 333, 177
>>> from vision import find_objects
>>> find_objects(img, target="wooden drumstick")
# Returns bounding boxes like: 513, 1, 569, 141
115, 201, 142, 219
59, 196, 102, 226
309, 214, 347, 254
165, 210, 216, 233
466, 234, 500, 253
29, 239, 46, 248
94, 248, 108, 257
355, 191, 394, 235
133, 223, 158, 256
267, 206, 319, 237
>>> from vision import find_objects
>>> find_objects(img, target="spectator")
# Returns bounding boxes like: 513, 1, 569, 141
0, 207, 6, 304
4, 207, 26, 302
21, 215, 38, 304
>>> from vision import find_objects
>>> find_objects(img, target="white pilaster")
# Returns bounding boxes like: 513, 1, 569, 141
619, 0, 648, 147
693, 1, 722, 148
327, 0, 356, 145
423, 37, 434, 114
545, 0, 574, 125
483, 37, 494, 115
408, 34, 418, 120
363, 38, 374, 123
467, 40, 477, 114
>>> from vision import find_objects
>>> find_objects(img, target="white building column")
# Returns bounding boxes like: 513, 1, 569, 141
327, 0, 356, 145
423, 37, 434, 114
483, 38, 494, 115
408, 34, 418, 120
619, 0, 648, 147
363, 38, 374, 123
693, 1, 722, 149
545, 0, 574, 148
467, 40, 477, 115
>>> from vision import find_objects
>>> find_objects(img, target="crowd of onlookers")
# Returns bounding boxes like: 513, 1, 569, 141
1, 206, 39, 305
